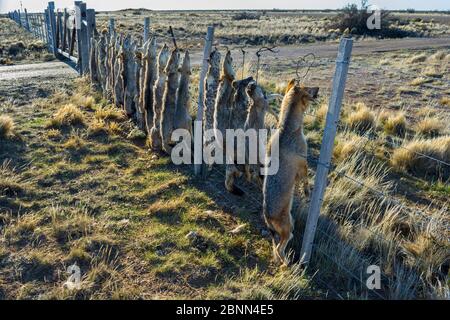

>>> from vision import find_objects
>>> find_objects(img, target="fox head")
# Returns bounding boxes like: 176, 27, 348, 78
164, 48, 180, 75
246, 80, 267, 108
179, 51, 191, 75
284, 79, 319, 113
157, 44, 170, 74
221, 50, 236, 81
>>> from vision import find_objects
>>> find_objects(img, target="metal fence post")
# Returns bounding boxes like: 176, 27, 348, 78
24, 9, 30, 31
143, 17, 150, 42
300, 37, 353, 264
109, 18, 115, 35
47, 2, 58, 55
194, 26, 215, 176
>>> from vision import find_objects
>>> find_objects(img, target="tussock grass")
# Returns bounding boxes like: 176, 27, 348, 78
207, 265, 314, 300
380, 111, 407, 137
71, 93, 96, 110
0, 160, 26, 197
407, 53, 427, 64
0, 115, 15, 139
345, 102, 376, 133
333, 131, 367, 163
47, 104, 85, 128
409, 77, 433, 86
391, 136, 450, 179
95, 106, 126, 122
415, 117, 445, 138
440, 96, 450, 107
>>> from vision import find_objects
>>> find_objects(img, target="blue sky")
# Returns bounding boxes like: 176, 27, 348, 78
1, 0, 449, 13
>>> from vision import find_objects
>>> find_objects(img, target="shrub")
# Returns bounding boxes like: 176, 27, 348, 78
0, 115, 14, 139
329, 0, 410, 38
232, 12, 261, 21
391, 136, 450, 179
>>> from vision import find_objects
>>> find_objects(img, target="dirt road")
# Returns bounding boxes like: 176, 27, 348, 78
190, 37, 450, 65
0, 61, 77, 105
0, 36, 448, 105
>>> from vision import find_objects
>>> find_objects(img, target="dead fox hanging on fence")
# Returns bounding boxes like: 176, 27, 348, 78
149, 44, 170, 151
244, 80, 269, 187
134, 50, 145, 131
262, 80, 318, 266
113, 35, 125, 108
142, 38, 158, 135
123, 38, 138, 118
160, 48, 180, 154
174, 51, 192, 134
96, 34, 107, 94
213, 50, 235, 150
224, 76, 254, 195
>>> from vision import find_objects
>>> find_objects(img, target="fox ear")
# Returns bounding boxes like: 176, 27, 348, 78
286, 79, 296, 95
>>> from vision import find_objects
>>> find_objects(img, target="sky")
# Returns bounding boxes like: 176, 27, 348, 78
1, 0, 449, 13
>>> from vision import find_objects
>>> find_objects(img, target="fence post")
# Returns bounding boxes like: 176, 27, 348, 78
300, 37, 353, 264
86, 8, 96, 74
143, 17, 150, 42
75, 2, 89, 75
109, 18, 115, 35
194, 26, 215, 176
47, 2, 58, 55
24, 9, 30, 31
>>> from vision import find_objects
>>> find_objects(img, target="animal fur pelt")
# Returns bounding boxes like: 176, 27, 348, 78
213, 50, 235, 149
123, 37, 138, 118
149, 44, 170, 151
160, 48, 180, 154
174, 51, 192, 134
141, 38, 158, 135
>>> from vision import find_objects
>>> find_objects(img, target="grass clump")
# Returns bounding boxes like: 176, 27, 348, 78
47, 104, 85, 128
0, 115, 15, 139
391, 136, 450, 179
380, 111, 407, 137
346, 102, 375, 133
415, 117, 445, 138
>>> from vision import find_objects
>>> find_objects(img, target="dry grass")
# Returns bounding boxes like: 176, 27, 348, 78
415, 117, 445, 138
391, 136, 450, 179
440, 96, 450, 107
47, 104, 85, 128
380, 111, 407, 137
0, 115, 15, 139
345, 102, 376, 133
407, 53, 428, 64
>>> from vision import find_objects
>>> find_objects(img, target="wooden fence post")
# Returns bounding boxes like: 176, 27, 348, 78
143, 17, 150, 42
300, 37, 353, 264
194, 26, 215, 176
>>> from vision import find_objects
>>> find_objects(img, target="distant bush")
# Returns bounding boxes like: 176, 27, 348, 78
232, 12, 261, 21
329, 0, 412, 38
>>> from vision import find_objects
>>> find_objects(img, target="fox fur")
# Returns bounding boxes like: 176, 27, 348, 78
113, 35, 125, 108
262, 80, 319, 265
213, 50, 235, 149
174, 51, 192, 134
134, 50, 145, 130
244, 80, 268, 187
123, 38, 138, 118
203, 49, 221, 133
149, 44, 170, 151
160, 48, 180, 154
141, 38, 158, 135
224, 76, 254, 195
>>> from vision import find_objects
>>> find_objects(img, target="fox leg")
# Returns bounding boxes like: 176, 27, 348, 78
297, 159, 310, 198
225, 164, 244, 196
